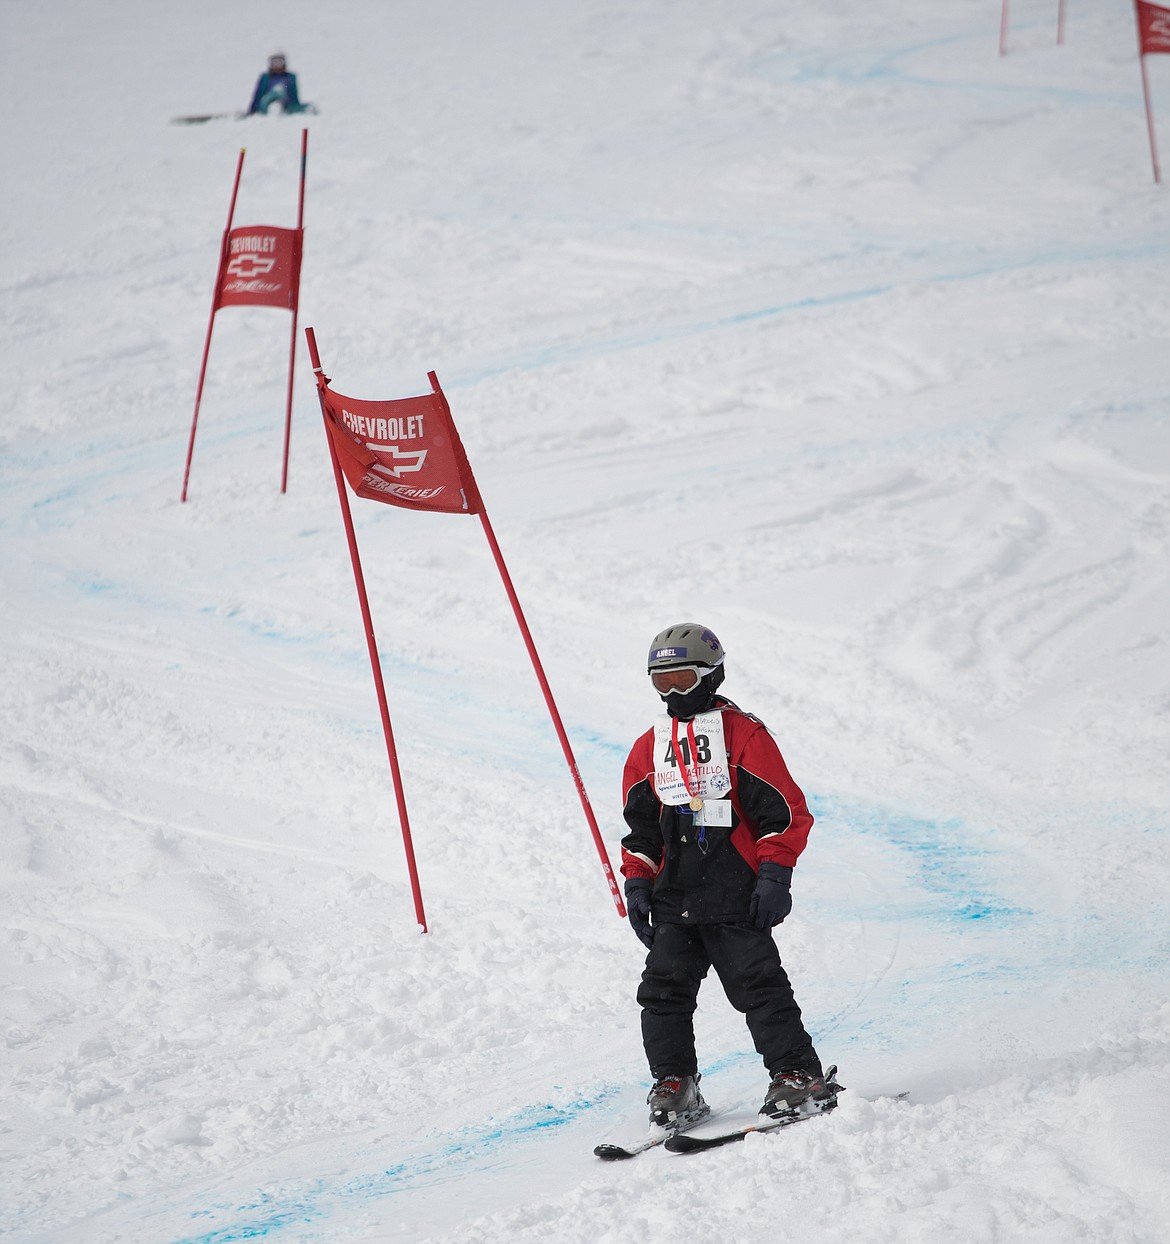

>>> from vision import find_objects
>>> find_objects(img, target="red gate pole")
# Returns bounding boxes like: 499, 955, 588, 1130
427, 372, 626, 919
1139, 51, 1163, 183
182, 148, 245, 503
999, 0, 1011, 55
306, 328, 429, 933
280, 129, 308, 494
1057, 0, 1067, 44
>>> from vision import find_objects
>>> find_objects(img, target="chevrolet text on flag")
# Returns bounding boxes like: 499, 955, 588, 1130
319, 386, 480, 515
1136, 0, 1170, 182
216, 226, 303, 310
305, 328, 625, 933
181, 129, 308, 502
1138, 0, 1170, 52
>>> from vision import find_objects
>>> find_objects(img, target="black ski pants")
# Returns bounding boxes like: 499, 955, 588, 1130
637, 921, 819, 1080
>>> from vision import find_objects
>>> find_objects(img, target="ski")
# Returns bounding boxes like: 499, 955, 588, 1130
169, 112, 245, 125
594, 1105, 716, 1161
664, 1101, 833, 1153
665, 1073, 908, 1155
593, 1133, 672, 1161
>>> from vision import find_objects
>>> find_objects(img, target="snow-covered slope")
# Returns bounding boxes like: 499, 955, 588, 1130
2, 1, 1169, 1240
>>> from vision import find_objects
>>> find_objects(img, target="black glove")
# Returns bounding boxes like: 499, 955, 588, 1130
624, 878, 655, 949
749, 862, 793, 929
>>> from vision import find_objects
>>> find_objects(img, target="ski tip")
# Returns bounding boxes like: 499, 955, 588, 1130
593, 1143, 637, 1160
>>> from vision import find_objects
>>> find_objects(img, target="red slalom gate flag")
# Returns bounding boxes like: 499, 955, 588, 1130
998, 0, 1067, 56
181, 130, 308, 502
305, 328, 626, 931
1137, 0, 1170, 53
318, 384, 480, 515
1135, 0, 1170, 182
216, 225, 303, 311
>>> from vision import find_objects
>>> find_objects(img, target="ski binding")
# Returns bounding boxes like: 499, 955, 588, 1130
664, 1065, 847, 1154
594, 1103, 713, 1160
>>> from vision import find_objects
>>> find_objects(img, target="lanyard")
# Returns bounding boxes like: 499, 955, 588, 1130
671, 717, 709, 853
670, 717, 704, 811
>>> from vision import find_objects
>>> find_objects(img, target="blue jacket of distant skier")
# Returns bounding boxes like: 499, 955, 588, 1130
248, 71, 303, 115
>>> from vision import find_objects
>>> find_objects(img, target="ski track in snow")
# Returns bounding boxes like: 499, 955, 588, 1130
3, 0, 1170, 1241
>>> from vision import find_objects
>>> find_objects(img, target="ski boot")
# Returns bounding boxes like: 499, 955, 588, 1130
647, 1072, 709, 1130
760, 1065, 843, 1119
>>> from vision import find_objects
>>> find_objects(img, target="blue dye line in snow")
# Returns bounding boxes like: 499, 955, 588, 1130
454, 284, 893, 386
450, 229, 1170, 388
808, 792, 1028, 925
755, 24, 1139, 106
42, 555, 625, 778
170, 1096, 610, 1244
163, 797, 1027, 1242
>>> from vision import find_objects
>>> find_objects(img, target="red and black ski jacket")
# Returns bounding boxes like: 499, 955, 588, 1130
620, 698, 813, 925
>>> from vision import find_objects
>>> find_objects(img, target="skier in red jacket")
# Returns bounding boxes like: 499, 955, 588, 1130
621, 622, 838, 1130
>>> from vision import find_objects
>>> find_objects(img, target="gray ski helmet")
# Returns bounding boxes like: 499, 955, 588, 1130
647, 623, 725, 672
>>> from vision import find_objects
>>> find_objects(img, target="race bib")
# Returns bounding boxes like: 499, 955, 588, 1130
651, 711, 733, 806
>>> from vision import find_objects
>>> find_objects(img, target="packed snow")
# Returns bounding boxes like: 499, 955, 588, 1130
2, 0, 1169, 1240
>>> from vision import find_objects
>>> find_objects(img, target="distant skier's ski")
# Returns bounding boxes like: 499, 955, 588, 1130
169, 112, 245, 125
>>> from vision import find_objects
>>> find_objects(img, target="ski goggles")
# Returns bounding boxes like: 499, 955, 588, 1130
649, 664, 710, 695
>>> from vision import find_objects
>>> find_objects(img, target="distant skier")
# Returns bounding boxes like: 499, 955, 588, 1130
620, 622, 838, 1131
247, 53, 313, 115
